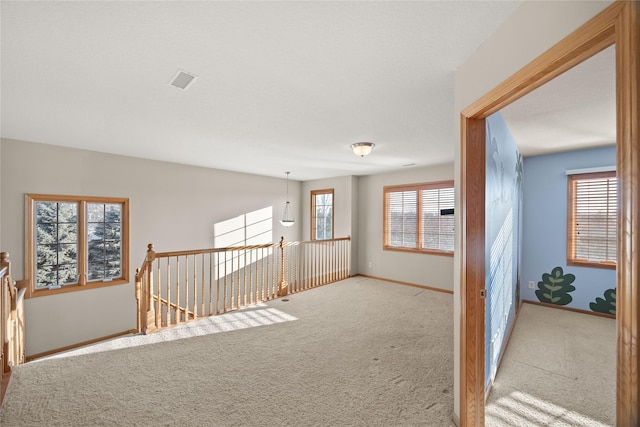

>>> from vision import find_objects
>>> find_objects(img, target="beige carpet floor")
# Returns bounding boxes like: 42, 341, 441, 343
0, 277, 455, 426
485, 303, 616, 427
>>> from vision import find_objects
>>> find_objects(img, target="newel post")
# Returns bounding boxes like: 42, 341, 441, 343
0, 252, 10, 278
145, 244, 156, 333
277, 237, 288, 297
135, 267, 143, 333
1, 253, 16, 310
0, 252, 9, 375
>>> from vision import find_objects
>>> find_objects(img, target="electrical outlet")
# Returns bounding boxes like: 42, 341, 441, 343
528, 281, 535, 289
368, 261, 372, 268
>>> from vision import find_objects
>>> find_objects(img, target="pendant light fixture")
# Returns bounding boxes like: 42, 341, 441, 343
280, 171, 295, 227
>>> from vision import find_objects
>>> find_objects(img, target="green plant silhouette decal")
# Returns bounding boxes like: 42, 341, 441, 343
535, 266, 575, 305
590, 288, 616, 315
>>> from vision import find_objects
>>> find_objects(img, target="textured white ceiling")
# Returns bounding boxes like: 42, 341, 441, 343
501, 45, 616, 157
1, 1, 525, 180
6, 1, 615, 181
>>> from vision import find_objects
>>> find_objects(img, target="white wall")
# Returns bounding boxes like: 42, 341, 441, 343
452, 0, 613, 419
1, 138, 302, 356
357, 164, 454, 290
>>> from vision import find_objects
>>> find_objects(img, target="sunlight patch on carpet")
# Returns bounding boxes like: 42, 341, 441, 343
485, 390, 610, 427
35, 303, 298, 362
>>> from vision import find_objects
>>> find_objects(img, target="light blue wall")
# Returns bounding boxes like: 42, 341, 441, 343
521, 146, 617, 311
485, 112, 522, 388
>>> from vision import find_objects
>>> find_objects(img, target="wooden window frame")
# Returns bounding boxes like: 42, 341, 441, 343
25, 194, 130, 298
383, 180, 454, 256
567, 171, 617, 269
310, 189, 334, 241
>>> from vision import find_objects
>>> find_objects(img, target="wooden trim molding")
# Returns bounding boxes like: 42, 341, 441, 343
615, 2, 640, 425
24, 194, 130, 299
310, 188, 334, 241
25, 329, 137, 362
357, 274, 454, 295
566, 171, 618, 270
524, 300, 616, 320
460, 116, 486, 426
383, 180, 455, 255
459, 2, 638, 426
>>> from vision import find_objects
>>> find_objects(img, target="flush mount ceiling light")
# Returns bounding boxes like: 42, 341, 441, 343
280, 172, 295, 227
350, 142, 375, 157
169, 69, 198, 90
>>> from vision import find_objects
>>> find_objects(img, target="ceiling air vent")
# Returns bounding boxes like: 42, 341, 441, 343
169, 69, 198, 90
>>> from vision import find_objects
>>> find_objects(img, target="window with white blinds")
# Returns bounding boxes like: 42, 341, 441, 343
384, 181, 454, 255
567, 171, 617, 269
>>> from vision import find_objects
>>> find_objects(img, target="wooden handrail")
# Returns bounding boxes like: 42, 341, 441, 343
135, 237, 351, 334
149, 236, 351, 259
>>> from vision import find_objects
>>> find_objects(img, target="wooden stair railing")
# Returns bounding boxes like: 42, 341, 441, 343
0, 252, 26, 404
135, 237, 351, 334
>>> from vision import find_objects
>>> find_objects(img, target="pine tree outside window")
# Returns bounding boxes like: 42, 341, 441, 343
311, 189, 334, 240
383, 181, 454, 255
26, 194, 129, 298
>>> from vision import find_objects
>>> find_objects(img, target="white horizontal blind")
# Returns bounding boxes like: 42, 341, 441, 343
421, 187, 455, 251
571, 172, 617, 264
387, 190, 418, 248
384, 181, 454, 253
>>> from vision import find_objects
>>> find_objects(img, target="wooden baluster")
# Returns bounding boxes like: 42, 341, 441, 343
345, 239, 349, 279
135, 267, 142, 333
332, 241, 336, 282
268, 245, 274, 300
1, 252, 10, 373
316, 243, 320, 286
339, 240, 344, 280
336, 241, 340, 280
166, 258, 172, 326
260, 248, 265, 302
303, 245, 307, 290
243, 249, 248, 307
184, 256, 190, 321
267, 248, 272, 300
343, 240, 347, 279
293, 246, 297, 293
201, 253, 205, 318
323, 242, 327, 284
237, 250, 242, 308
249, 249, 254, 305
145, 244, 156, 333
223, 252, 228, 312
192, 255, 197, 320
314, 243, 318, 287
348, 239, 351, 277
326, 242, 330, 284
208, 253, 213, 316
231, 251, 236, 310
216, 252, 221, 315
303, 244, 308, 290
175, 256, 180, 323
155, 259, 161, 328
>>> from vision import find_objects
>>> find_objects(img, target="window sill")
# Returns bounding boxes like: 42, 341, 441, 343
26, 278, 129, 298
567, 260, 616, 270
384, 246, 454, 257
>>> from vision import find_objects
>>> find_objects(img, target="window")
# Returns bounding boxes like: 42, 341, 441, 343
384, 181, 454, 255
567, 171, 616, 269
311, 189, 334, 240
26, 194, 129, 297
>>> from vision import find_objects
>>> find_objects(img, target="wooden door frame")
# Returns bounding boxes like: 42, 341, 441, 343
459, 2, 639, 426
